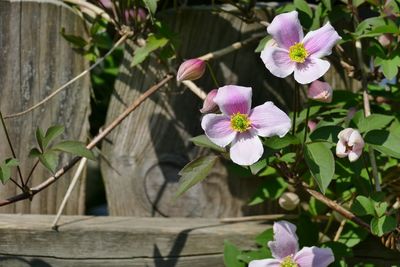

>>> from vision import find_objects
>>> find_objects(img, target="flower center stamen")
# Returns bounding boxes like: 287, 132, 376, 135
230, 113, 251, 132
289, 43, 308, 63
280, 256, 298, 267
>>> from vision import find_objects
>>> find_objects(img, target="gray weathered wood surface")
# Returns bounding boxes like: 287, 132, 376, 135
100, 6, 355, 217
0, 0, 90, 214
0, 214, 268, 267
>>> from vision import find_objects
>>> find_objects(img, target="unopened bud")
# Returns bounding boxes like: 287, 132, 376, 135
378, 34, 393, 47
125, 7, 147, 24
177, 59, 206, 82
307, 80, 333, 103
278, 192, 300, 211
307, 120, 317, 133
99, 0, 112, 9
200, 89, 218, 113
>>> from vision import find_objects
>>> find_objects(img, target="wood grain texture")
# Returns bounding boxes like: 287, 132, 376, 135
100, 6, 356, 217
0, 214, 267, 267
0, 0, 90, 214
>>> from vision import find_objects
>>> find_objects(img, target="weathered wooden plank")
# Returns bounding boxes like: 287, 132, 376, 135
0, 0, 90, 214
0, 214, 267, 266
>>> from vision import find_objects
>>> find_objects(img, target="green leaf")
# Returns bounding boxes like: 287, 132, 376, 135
321, 0, 332, 10
52, 141, 95, 160
374, 201, 388, 218
43, 125, 64, 149
29, 148, 42, 158
263, 135, 300, 150
60, 28, 88, 48
309, 125, 343, 143
381, 57, 399, 80
248, 177, 288, 205
255, 228, 274, 246
131, 35, 169, 67
223, 240, 245, 267
190, 135, 226, 153
249, 159, 267, 175
337, 223, 368, 247
351, 196, 375, 216
142, 0, 158, 15
356, 114, 394, 133
237, 247, 271, 263
36, 128, 45, 151
370, 215, 397, 237
304, 142, 335, 194
39, 150, 58, 173
0, 165, 11, 184
255, 36, 271, 53
294, 0, 313, 18
4, 158, 19, 167
175, 156, 218, 198
364, 130, 400, 158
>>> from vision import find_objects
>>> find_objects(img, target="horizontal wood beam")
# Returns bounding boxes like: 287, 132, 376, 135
0, 214, 268, 267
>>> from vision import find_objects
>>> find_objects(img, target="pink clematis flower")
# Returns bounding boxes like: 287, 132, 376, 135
261, 11, 341, 84
201, 85, 291, 166
336, 128, 365, 162
250, 221, 334, 267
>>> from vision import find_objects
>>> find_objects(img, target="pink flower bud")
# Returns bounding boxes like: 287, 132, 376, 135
124, 8, 147, 24
378, 34, 393, 48
176, 59, 206, 82
279, 192, 300, 211
336, 128, 364, 162
307, 80, 333, 103
200, 89, 218, 113
307, 120, 317, 133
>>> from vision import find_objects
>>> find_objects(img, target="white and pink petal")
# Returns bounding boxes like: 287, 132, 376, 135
294, 57, 330, 84
201, 114, 236, 147
249, 259, 281, 267
303, 22, 341, 58
268, 221, 299, 260
230, 131, 263, 166
267, 11, 304, 50
261, 47, 295, 78
294, 247, 334, 267
214, 85, 252, 115
249, 102, 291, 138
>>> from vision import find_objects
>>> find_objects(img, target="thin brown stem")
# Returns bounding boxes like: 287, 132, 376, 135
4, 34, 130, 119
0, 75, 173, 207
9, 178, 24, 191
304, 185, 371, 232
25, 160, 39, 186
0, 111, 24, 187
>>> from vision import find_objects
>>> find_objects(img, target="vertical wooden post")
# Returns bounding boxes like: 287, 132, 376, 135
0, 0, 90, 214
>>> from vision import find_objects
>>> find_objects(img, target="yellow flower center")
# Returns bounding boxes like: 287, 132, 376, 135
289, 43, 308, 63
230, 113, 251, 132
280, 256, 298, 267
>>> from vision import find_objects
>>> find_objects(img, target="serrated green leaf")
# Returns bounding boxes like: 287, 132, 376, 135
175, 156, 218, 198
381, 58, 399, 80
370, 215, 397, 236
131, 35, 169, 67
0, 165, 11, 184
263, 135, 300, 150
52, 141, 95, 160
39, 151, 58, 173
190, 135, 226, 153
356, 114, 394, 133
43, 125, 64, 149
351, 196, 375, 216
364, 130, 400, 158
224, 240, 245, 267
304, 142, 335, 194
